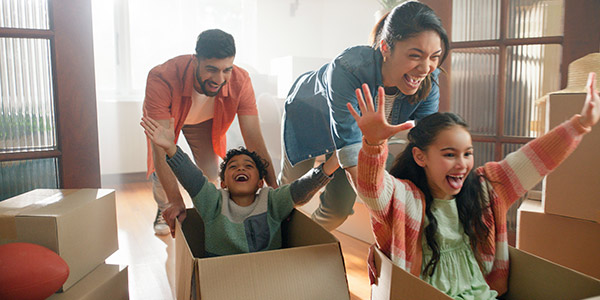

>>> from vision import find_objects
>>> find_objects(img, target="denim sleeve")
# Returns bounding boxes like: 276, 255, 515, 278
411, 69, 440, 120
326, 60, 369, 168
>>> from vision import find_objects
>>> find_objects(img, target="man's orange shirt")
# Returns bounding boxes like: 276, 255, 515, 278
143, 55, 258, 177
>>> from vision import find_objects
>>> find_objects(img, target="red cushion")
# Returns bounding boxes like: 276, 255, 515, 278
0, 242, 69, 300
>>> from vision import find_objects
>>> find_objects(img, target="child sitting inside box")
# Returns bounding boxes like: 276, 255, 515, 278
349, 72, 599, 299
141, 116, 338, 256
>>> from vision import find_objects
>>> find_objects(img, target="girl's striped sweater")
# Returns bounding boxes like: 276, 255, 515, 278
356, 115, 590, 295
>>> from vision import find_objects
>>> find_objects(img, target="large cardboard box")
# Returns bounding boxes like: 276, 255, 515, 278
0, 189, 118, 290
176, 208, 350, 300
517, 199, 600, 279
371, 245, 600, 300
543, 93, 600, 223
48, 263, 129, 300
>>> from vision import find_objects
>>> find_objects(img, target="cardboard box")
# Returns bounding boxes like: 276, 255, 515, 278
543, 93, 600, 223
48, 263, 128, 300
371, 245, 600, 300
176, 208, 350, 300
517, 199, 600, 279
0, 189, 118, 290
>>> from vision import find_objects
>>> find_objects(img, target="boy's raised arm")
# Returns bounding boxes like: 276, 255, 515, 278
140, 116, 208, 236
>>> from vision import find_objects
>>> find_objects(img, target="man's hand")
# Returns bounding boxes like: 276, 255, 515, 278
162, 202, 187, 238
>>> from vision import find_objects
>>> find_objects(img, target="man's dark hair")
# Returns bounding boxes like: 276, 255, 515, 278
195, 29, 236, 60
219, 147, 269, 181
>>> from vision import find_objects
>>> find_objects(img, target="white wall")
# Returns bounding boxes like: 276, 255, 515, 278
97, 100, 146, 175
95, 0, 382, 176
255, 0, 380, 74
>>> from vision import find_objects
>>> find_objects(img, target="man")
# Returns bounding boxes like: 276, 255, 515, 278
143, 29, 277, 236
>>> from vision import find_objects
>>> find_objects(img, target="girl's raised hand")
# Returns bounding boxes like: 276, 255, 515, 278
579, 72, 600, 128
140, 116, 177, 156
347, 84, 414, 145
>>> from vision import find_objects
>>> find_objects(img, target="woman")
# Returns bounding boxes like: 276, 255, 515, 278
279, 1, 449, 230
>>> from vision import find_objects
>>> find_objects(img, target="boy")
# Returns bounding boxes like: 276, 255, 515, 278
141, 116, 339, 256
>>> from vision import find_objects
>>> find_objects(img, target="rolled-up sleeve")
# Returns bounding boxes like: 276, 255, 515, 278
143, 69, 174, 120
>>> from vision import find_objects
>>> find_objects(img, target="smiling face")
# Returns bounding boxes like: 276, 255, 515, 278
412, 125, 474, 200
220, 154, 263, 197
380, 30, 442, 95
194, 56, 234, 97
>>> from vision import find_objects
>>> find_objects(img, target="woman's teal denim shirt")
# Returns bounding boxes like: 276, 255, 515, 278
282, 45, 440, 168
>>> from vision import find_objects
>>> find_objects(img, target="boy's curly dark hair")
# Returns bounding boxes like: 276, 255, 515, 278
219, 147, 269, 181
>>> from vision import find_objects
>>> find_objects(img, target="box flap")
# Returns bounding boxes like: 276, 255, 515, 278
176, 209, 202, 300
283, 209, 339, 247
506, 247, 600, 300
196, 243, 349, 299
517, 199, 543, 213
371, 246, 451, 300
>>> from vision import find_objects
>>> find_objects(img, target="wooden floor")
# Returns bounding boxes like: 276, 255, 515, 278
103, 180, 371, 300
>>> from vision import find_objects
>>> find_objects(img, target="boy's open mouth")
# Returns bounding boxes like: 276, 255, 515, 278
235, 174, 249, 182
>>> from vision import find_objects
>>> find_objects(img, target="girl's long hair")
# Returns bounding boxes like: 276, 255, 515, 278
389, 112, 490, 277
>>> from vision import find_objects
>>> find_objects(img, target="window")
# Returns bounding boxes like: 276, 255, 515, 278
423, 0, 599, 245
0, 0, 101, 200
92, 0, 252, 101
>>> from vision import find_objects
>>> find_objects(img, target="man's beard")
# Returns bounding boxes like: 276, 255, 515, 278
199, 79, 225, 97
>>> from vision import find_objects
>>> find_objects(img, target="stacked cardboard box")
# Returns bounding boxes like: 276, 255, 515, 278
176, 208, 350, 300
517, 93, 600, 280
0, 189, 129, 299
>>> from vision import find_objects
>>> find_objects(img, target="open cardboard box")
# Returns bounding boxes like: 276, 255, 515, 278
0, 189, 118, 291
371, 245, 600, 300
175, 208, 350, 300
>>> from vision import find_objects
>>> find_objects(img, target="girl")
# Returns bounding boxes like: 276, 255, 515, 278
280, 1, 449, 231
349, 73, 599, 298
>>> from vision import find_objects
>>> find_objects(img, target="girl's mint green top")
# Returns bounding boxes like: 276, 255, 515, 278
420, 198, 498, 300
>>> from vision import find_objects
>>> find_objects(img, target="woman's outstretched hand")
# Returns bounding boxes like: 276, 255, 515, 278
140, 116, 177, 157
579, 72, 600, 129
347, 84, 415, 145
